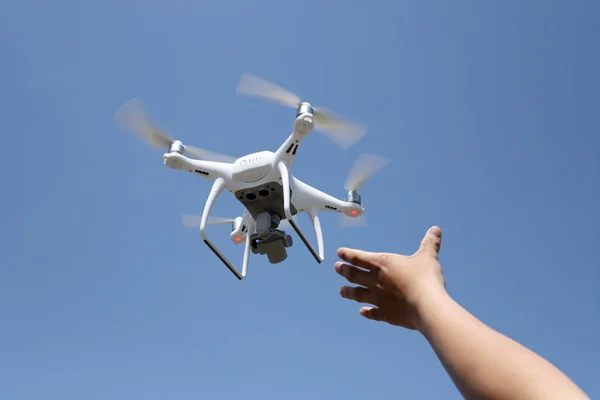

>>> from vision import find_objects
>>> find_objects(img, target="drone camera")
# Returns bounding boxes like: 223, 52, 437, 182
250, 229, 294, 264
250, 211, 294, 263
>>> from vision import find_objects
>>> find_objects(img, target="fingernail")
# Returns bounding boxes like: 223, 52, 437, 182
427, 226, 442, 238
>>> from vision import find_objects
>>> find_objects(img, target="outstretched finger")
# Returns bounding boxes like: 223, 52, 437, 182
359, 306, 384, 321
417, 226, 442, 258
335, 262, 377, 288
340, 286, 378, 305
337, 247, 385, 270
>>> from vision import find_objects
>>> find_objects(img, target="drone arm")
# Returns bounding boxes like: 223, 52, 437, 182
274, 112, 315, 166
274, 132, 302, 167
275, 132, 296, 157
200, 177, 252, 280
163, 152, 233, 183
290, 176, 361, 215
278, 161, 324, 263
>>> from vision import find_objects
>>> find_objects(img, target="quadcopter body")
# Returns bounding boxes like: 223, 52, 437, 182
115, 74, 390, 280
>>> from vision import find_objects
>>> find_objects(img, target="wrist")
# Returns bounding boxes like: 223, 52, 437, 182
409, 284, 452, 334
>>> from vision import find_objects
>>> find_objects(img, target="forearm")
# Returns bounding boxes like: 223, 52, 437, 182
414, 290, 588, 400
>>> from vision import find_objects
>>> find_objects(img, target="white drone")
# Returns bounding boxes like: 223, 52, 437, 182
115, 73, 390, 280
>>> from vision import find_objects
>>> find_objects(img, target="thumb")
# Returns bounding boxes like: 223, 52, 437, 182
418, 226, 442, 257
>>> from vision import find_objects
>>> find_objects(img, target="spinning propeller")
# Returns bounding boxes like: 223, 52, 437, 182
182, 214, 246, 244
114, 97, 237, 163
181, 214, 294, 230
236, 73, 368, 148
182, 215, 238, 227
341, 153, 391, 227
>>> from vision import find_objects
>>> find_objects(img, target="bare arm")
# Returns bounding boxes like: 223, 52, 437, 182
335, 227, 588, 400
415, 287, 588, 400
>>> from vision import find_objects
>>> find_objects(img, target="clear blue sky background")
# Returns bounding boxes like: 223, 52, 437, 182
1, 1, 598, 399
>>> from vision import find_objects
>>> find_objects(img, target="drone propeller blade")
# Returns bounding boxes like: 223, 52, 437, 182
340, 213, 368, 228
313, 107, 368, 149
181, 215, 202, 228
236, 73, 367, 148
182, 214, 235, 228
184, 145, 238, 163
236, 73, 301, 108
344, 153, 391, 192
115, 97, 173, 149
115, 97, 237, 163
206, 216, 237, 225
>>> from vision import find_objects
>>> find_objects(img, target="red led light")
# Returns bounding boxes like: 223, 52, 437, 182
349, 209, 359, 217
234, 236, 243, 243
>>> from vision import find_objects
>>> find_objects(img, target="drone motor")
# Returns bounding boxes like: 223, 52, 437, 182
294, 103, 315, 136
231, 217, 242, 231
168, 140, 185, 155
229, 216, 246, 244
162, 141, 186, 169
296, 102, 314, 117
346, 190, 361, 205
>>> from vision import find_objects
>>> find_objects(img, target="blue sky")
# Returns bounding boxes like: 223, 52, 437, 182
1, 1, 599, 398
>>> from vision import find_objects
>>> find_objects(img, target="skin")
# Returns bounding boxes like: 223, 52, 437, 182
335, 226, 589, 400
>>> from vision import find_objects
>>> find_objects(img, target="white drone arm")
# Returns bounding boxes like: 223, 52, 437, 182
290, 177, 363, 216
274, 132, 299, 165
162, 150, 234, 182
200, 177, 254, 280
278, 161, 324, 263
273, 110, 315, 166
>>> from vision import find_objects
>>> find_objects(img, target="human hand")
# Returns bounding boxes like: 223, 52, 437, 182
335, 226, 445, 329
